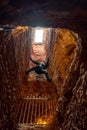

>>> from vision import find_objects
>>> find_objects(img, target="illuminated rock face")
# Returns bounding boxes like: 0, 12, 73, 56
49, 29, 77, 98
50, 31, 87, 130
0, 26, 87, 130
12, 26, 31, 84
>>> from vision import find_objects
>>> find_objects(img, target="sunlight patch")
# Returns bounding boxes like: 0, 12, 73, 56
34, 29, 43, 43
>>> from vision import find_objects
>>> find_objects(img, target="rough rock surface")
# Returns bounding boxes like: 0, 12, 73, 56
0, 31, 18, 130
0, 26, 31, 130
0, 26, 87, 130
49, 30, 87, 130
19, 81, 57, 99
12, 26, 31, 85
49, 29, 77, 97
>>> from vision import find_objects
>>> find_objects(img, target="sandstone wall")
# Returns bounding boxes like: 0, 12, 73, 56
0, 31, 19, 130
49, 29, 87, 130
12, 26, 31, 85
0, 26, 31, 130
0, 26, 87, 130
49, 29, 77, 97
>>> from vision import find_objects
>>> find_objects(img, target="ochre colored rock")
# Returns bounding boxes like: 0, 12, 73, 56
49, 29, 77, 83
49, 30, 87, 130
0, 26, 31, 129
19, 80, 57, 99
0, 26, 87, 130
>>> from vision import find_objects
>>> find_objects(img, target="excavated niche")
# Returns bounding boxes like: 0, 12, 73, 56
0, 26, 80, 130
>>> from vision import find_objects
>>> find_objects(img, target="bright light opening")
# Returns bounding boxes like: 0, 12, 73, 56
34, 29, 43, 43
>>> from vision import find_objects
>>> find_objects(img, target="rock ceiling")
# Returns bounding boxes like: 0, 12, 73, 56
0, 0, 87, 28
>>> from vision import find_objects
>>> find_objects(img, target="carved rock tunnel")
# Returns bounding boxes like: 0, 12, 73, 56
17, 27, 58, 129
0, 26, 80, 130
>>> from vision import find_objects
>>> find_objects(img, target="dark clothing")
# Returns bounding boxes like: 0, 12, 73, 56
30, 57, 49, 69
25, 57, 52, 82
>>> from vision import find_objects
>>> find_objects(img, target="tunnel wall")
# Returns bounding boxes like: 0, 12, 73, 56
0, 31, 18, 130
12, 26, 31, 85
0, 26, 87, 130
48, 29, 77, 97
49, 29, 87, 130
0, 26, 31, 130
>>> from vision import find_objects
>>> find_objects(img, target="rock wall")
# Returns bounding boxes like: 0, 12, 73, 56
49, 29, 87, 130
0, 26, 87, 130
0, 31, 19, 130
49, 29, 77, 97
0, 26, 31, 130
12, 26, 31, 85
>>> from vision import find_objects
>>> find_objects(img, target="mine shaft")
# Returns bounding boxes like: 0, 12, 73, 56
16, 27, 58, 129
0, 26, 87, 130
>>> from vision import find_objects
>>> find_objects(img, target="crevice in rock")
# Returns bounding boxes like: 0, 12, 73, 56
0, 26, 86, 130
